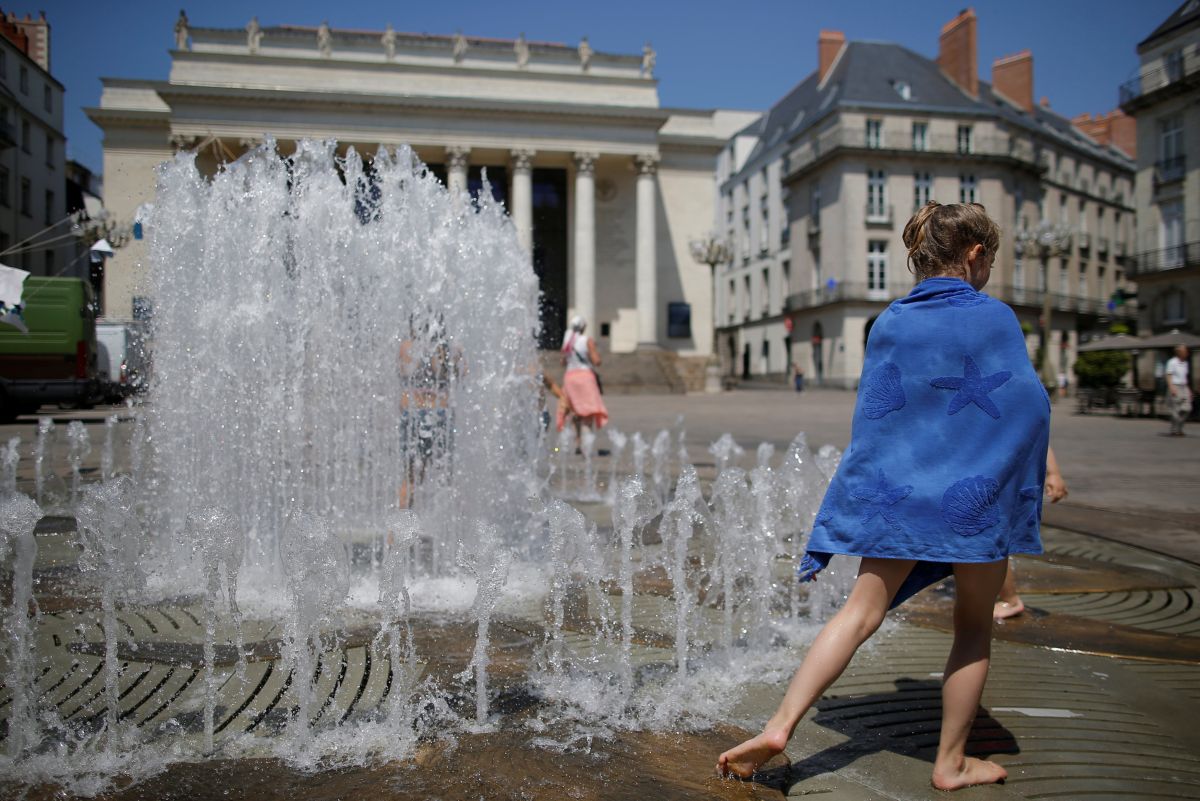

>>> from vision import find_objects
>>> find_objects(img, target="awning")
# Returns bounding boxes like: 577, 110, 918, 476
1077, 334, 1143, 352
90, 238, 115, 256
1136, 329, 1200, 349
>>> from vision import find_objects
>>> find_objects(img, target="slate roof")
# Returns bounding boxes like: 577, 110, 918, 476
731, 40, 1132, 186
1139, 0, 1200, 50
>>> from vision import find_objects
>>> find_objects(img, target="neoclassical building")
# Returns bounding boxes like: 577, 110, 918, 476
718, 10, 1138, 387
87, 15, 757, 368
1121, 0, 1199, 381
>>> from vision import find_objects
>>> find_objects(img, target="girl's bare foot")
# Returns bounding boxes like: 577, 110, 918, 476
715, 729, 788, 778
931, 756, 1008, 790
992, 598, 1024, 620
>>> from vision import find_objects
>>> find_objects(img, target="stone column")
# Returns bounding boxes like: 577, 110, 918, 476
510, 149, 535, 255
635, 153, 660, 349
573, 152, 598, 328
446, 145, 470, 195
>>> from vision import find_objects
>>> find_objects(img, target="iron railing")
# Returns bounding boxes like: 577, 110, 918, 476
786, 126, 1040, 177
1128, 242, 1200, 277
785, 281, 1136, 318
1155, 155, 1186, 185
1119, 51, 1200, 106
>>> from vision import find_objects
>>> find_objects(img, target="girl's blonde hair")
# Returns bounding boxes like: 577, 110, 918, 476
902, 201, 1001, 281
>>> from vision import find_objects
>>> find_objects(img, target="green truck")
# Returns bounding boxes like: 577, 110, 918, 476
0, 277, 100, 420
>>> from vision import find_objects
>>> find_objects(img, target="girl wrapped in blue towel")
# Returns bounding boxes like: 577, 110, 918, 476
718, 202, 1048, 791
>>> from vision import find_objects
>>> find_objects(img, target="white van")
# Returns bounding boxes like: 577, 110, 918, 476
96, 319, 149, 402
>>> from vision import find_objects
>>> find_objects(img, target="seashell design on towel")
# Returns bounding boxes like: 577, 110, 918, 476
941, 475, 1001, 536
862, 361, 906, 419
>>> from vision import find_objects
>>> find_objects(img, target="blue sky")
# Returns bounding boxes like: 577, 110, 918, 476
45, 0, 1181, 176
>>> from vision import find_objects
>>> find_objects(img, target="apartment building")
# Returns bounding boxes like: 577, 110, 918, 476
0, 11, 70, 277
1120, 0, 1200, 380
717, 10, 1136, 387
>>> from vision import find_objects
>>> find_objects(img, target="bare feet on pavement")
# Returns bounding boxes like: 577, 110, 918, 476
993, 598, 1025, 620
715, 729, 788, 778
931, 756, 1008, 791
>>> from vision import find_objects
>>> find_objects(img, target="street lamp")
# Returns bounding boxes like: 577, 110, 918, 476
689, 233, 732, 393
1014, 220, 1073, 390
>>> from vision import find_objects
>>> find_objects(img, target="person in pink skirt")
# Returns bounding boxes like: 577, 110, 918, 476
557, 316, 608, 438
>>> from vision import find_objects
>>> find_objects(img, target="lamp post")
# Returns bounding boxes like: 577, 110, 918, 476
1014, 220, 1073, 390
689, 233, 732, 393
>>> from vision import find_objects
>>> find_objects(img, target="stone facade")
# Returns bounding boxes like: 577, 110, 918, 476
86, 17, 757, 357
0, 11, 70, 278
1120, 0, 1200, 384
718, 10, 1137, 388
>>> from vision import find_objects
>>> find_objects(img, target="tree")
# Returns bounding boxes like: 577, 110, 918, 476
1073, 350, 1130, 389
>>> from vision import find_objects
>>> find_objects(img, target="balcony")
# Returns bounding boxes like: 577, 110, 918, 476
865, 203, 893, 226
1120, 51, 1200, 111
785, 282, 903, 310
1115, 239, 1127, 258
807, 214, 821, 238
1077, 232, 1091, 251
1128, 242, 1200, 278
0, 118, 13, 150
784, 126, 1043, 182
989, 284, 1136, 319
1154, 155, 1186, 186
1097, 237, 1109, 256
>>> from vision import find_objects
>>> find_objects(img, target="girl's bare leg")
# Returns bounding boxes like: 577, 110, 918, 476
932, 559, 1009, 790
716, 557, 916, 778
992, 560, 1024, 619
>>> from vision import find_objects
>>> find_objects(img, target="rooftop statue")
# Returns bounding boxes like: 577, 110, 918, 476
578, 36, 593, 71
382, 24, 396, 61
174, 9, 189, 51
514, 32, 529, 68
246, 17, 263, 54
317, 21, 332, 57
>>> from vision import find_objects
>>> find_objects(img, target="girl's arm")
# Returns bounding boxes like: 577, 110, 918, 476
1045, 446, 1068, 503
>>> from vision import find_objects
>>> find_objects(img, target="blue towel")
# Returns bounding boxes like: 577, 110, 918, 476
800, 277, 1050, 608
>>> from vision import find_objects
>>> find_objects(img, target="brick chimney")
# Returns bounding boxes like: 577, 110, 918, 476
818, 30, 845, 83
1071, 110, 1137, 159
937, 8, 978, 97
992, 50, 1033, 112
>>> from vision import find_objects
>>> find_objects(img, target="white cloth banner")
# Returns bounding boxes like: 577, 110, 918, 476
0, 263, 29, 308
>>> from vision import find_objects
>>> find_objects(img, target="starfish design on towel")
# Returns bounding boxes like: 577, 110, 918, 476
852, 469, 912, 530
930, 355, 1012, 418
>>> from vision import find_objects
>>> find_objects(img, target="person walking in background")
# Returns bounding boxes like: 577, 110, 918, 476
717, 202, 1048, 791
558, 316, 608, 437
1166, 344, 1192, 437
792, 362, 805, 393
994, 446, 1068, 620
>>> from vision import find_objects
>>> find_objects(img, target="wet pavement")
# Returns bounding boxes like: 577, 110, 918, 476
1, 395, 1198, 799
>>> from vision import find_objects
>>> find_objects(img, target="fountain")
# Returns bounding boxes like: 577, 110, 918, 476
0, 140, 844, 796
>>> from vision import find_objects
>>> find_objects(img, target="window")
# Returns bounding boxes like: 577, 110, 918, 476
0, 233, 8, 254
44, 132, 52, 166
1162, 201, 1184, 267
1059, 193, 1068, 223
957, 125, 973, 154
912, 122, 928, 151
1165, 48, 1184, 82
1097, 207, 1106, 241
959, 174, 976, 204
44, 250, 53, 273
19, 177, 30, 217
741, 205, 750, 262
1159, 114, 1184, 162
1058, 264, 1068, 294
893, 80, 912, 101
18, 65, 28, 94
1098, 264, 1106, 292
44, 189, 53, 225
1078, 199, 1087, 232
867, 169, 887, 218
1163, 288, 1187, 326
1014, 187, 1024, 229
781, 259, 791, 293
913, 171, 933, 209
867, 240, 888, 296
20, 118, 28, 153
1078, 266, 1087, 298
1013, 256, 1024, 290
810, 183, 821, 220
759, 193, 770, 252
866, 118, 883, 149
728, 279, 736, 323
42, 84, 50, 113
0, 166, 7, 207
743, 275, 752, 320
761, 267, 770, 313
0, 51, 6, 79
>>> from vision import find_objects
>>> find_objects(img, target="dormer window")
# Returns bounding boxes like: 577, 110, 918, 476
892, 80, 912, 101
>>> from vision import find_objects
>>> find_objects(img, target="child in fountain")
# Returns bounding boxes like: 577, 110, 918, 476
717, 202, 1049, 791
